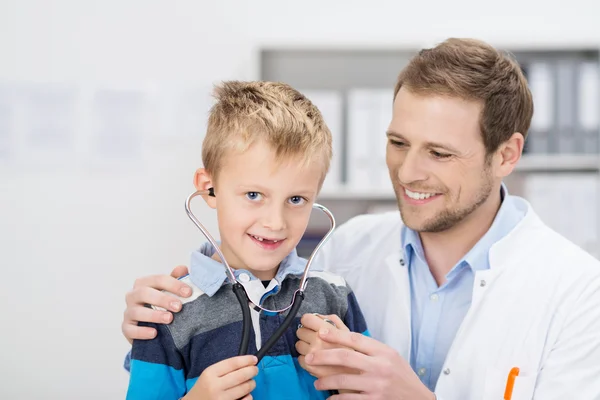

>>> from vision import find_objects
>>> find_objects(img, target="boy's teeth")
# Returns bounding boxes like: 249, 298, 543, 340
251, 235, 279, 243
405, 188, 436, 200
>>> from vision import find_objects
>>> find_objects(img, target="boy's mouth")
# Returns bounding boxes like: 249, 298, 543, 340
248, 234, 285, 250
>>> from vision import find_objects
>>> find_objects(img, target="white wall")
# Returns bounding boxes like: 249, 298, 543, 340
1, 1, 599, 398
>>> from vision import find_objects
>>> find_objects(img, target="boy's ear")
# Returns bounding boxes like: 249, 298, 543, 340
193, 168, 217, 209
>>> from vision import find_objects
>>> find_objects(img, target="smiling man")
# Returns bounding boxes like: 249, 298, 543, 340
121, 38, 600, 399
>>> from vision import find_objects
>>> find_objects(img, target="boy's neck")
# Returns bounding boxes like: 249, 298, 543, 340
210, 249, 278, 281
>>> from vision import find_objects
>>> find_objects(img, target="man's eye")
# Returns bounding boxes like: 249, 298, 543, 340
245, 192, 263, 201
389, 139, 406, 147
288, 196, 306, 205
431, 151, 451, 159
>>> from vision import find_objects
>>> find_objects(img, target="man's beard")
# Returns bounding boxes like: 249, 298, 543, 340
393, 171, 493, 233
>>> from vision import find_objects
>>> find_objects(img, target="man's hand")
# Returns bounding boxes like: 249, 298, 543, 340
304, 327, 435, 400
184, 355, 258, 400
296, 313, 357, 380
122, 265, 191, 344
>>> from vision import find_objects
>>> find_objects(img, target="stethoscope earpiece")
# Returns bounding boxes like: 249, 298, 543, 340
208, 187, 215, 197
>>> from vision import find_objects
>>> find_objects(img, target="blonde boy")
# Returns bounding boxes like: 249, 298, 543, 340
125, 81, 368, 400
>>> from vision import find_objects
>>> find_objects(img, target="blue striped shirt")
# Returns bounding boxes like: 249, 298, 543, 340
126, 243, 369, 399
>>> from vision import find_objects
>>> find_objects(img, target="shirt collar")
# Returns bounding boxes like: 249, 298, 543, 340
401, 183, 523, 276
188, 242, 316, 297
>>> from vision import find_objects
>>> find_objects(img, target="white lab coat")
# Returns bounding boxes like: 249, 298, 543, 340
317, 195, 600, 400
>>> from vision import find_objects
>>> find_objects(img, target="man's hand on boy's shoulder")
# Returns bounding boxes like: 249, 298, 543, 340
296, 314, 359, 380
183, 355, 258, 400
122, 265, 192, 344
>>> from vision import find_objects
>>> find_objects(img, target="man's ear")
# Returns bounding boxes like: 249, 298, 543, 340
193, 168, 217, 209
495, 132, 524, 178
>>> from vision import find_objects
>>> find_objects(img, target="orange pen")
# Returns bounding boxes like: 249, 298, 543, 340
503, 367, 520, 400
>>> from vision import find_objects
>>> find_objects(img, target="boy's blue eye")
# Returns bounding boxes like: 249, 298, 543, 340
288, 196, 306, 205
246, 192, 262, 201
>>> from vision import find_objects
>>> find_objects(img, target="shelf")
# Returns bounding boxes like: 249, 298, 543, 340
317, 155, 600, 201
516, 154, 600, 172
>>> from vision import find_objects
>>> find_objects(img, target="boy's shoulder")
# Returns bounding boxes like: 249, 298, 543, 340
157, 275, 242, 350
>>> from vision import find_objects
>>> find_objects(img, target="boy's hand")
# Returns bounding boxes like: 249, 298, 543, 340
122, 265, 192, 344
184, 355, 259, 400
296, 314, 359, 380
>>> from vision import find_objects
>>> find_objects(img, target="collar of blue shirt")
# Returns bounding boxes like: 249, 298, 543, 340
401, 183, 526, 279
188, 242, 317, 297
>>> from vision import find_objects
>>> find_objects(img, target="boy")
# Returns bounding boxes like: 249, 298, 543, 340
126, 81, 368, 399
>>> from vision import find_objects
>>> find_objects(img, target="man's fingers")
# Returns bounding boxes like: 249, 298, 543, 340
305, 348, 377, 373
211, 355, 258, 377
327, 391, 366, 399
121, 323, 157, 343
126, 286, 184, 313
317, 327, 387, 357
315, 373, 377, 392
132, 274, 192, 298
125, 303, 174, 325
296, 327, 317, 344
170, 265, 189, 279
223, 379, 256, 400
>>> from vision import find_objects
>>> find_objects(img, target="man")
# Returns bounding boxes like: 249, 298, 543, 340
122, 38, 600, 399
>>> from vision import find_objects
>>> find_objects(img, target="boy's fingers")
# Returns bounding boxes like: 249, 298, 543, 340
296, 327, 317, 344
170, 265, 189, 279
219, 366, 259, 390
223, 379, 256, 400
212, 355, 258, 377
316, 314, 349, 332
300, 313, 328, 332
295, 339, 311, 356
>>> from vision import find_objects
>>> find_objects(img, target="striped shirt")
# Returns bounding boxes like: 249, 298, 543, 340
126, 243, 369, 399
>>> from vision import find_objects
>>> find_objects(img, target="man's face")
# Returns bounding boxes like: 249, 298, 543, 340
386, 87, 498, 233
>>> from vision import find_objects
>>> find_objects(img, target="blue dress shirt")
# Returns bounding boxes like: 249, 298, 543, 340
402, 184, 525, 391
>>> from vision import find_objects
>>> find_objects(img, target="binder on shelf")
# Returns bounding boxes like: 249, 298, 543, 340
576, 61, 600, 154
555, 60, 578, 153
527, 62, 555, 154
346, 88, 394, 192
300, 89, 344, 192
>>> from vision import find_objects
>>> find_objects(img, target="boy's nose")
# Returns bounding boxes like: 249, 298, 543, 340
262, 206, 286, 231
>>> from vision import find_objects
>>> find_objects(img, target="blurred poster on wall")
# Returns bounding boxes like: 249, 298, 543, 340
0, 85, 15, 161
156, 85, 214, 141
21, 83, 79, 167
91, 88, 148, 159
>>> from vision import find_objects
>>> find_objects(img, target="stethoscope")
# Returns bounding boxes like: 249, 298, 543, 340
185, 187, 336, 362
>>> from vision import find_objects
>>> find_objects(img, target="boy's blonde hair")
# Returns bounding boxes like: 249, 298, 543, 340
202, 81, 332, 184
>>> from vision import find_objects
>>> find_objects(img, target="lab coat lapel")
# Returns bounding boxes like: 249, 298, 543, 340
384, 249, 412, 361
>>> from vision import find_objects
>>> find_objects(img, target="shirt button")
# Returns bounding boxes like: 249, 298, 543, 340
399, 258, 406, 266
239, 273, 250, 283
443, 368, 451, 375
480, 280, 487, 287
418, 367, 426, 376
430, 293, 439, 301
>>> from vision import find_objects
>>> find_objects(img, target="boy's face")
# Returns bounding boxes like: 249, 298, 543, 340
197, 141, 323, 280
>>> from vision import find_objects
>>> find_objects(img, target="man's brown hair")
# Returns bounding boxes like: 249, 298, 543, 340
395, 38, 534, 154
202, 81, 332, 183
